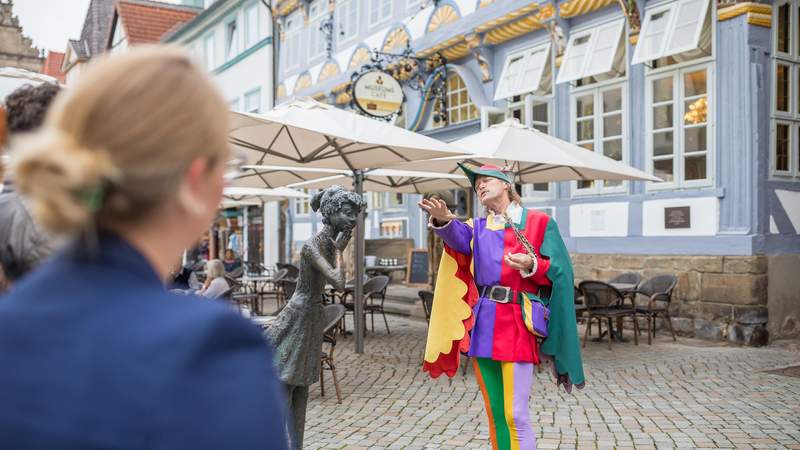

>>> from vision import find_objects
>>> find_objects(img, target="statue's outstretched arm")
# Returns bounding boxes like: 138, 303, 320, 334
304, 243, 345, 291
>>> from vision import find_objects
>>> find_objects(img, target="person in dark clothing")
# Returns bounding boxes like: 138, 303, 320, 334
0, 82, 60, 287
0, 47, 289, 449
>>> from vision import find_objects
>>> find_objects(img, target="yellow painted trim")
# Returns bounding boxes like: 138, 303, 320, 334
428, 4, 461, 33
747, 12, 772, 27
537, 3, 556, 21
484, 14, 543, 46
474, 2, 539, 33
559, 0, 615, 19
717, 2, 772, 22
331, 81, 350, 93
629, 33, 639, 45
335, 91, 351, 105
277, 0, 299, 17
555, 55, 563, 68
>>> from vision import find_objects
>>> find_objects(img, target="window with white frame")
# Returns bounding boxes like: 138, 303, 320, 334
225, 17, 240, 60
371, 192, 384, 209
204, 33, 216, 70
631, 0, 712, 66
447, 72, 479, 125
295, 189, 311, 215
572, 84, 626, 192
308, 0, 327, 59
647, 64, 712, 186
557, 19, 625, 85
380, 219, 408, 238
244, 89, 261, 113
228, 97, 240, 111
244, 3, 260, 48
283, 11, 303, 69
336, 0, 359, 46
388, 192, 405, 208
369, 0, 393, 28
772, 0, 800, 177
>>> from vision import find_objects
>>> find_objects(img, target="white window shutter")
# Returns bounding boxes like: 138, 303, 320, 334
583, 19, 625, 79
556, 32, 592, 84
631, 5, 674, 65
508, 44, 551, 98
494, 55, 523, 100
663, 0, 711, 58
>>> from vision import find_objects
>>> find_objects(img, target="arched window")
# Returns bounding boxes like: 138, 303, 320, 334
446, 72, 478, 125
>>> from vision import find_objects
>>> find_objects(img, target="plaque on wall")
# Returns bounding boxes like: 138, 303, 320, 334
664, 206, 691, 229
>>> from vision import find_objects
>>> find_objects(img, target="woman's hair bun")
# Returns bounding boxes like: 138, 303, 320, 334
11, 129, 121, 234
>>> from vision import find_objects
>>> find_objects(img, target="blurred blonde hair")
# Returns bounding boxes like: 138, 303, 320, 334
206, 259, 225, 279
11, 46, 230, 235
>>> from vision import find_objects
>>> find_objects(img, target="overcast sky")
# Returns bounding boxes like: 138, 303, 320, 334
14, 0, 92, 53
14, 0, 187, 54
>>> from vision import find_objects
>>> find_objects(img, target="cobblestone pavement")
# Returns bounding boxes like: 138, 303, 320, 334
302, 315, 800, 449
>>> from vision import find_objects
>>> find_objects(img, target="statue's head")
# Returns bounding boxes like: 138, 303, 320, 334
311, 185, 365, 232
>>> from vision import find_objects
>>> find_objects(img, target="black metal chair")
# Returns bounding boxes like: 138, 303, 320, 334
609, 272, 642, 288
320, 304, 345, 403
363, 275, 391, 334
579, 280, 639, 349
418, 290, 434, 323
227, 265, 245, 278
631, 275, 679, 344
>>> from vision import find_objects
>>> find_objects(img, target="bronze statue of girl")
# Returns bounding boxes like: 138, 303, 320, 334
264, 185, 364, 449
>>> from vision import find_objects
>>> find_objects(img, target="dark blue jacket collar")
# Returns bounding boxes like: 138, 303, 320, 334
65, 231, 164, 288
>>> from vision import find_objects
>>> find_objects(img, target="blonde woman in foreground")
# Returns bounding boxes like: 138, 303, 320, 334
0, 47, 289, 449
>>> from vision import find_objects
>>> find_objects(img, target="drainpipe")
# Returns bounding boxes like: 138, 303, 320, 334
261, 0, 278, 109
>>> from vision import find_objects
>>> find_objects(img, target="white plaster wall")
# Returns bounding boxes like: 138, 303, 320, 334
642, 197, 718, 236
569, 202, 629, 237
212, 44, 273, 110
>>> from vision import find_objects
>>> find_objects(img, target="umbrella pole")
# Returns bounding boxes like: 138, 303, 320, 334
353, 170, 365, 354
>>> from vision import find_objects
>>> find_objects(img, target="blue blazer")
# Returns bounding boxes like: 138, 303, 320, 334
0, 233, 289, 449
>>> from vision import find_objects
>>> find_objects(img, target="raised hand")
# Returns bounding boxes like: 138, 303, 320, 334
504, 252, 534, 271
418, 198, 457, 225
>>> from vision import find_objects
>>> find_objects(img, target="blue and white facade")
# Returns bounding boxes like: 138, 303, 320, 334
167, 0, 282, 267
276, 0, 799, 342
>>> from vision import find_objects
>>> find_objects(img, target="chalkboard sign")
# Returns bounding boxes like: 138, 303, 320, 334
406, 248, 429, 286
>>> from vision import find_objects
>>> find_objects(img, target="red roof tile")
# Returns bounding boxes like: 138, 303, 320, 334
42, 51, 66, 84
115, 0, 200, 45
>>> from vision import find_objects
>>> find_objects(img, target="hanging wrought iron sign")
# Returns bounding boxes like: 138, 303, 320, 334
352, 70, 404, 118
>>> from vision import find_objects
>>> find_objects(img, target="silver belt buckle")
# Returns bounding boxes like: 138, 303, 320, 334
488, 286, 512, 303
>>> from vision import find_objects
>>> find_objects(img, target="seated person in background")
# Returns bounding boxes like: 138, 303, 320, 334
222, 248, 242, 274
199, 259, 230, 299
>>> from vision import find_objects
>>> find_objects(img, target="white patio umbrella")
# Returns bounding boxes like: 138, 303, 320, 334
287, 168, 469, 193
223, 186, 310, 202
388, 119, 661, 183
229, 98, 466, 353
232, 165, 349, 188
0, 68, 58, 100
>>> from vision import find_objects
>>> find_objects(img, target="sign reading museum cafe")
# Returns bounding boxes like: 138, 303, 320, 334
353, 70, 404, 118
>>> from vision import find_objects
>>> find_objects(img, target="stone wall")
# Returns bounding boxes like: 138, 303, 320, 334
767, 254, 800, 340
571, 254, 771, 346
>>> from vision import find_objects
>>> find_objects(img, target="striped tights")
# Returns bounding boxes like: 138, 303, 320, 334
473, 358, 536, 450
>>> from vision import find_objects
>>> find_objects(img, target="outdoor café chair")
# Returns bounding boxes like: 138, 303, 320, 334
320, 304, 345, 403
609, 272, 642, 293
631, 275, 679, 345
418, 290, 434, 324
227, 266, 245, 279
363, 275, 391, 334
579, 280, 639, 350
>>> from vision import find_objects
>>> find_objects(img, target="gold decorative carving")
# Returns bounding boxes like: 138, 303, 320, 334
427, 5, 460, 33
348, 47, 370, 69
312, 92, 328, 101
629, 34, 639, 45
294, 73, 312, 93
318, 61, 341, 83
335, 91, 352, 104
277, 0, 300, 17
478, 0, 495, 7
383, 27, 410, 52
276, 84, 287, 99
559, 0, 615, 19
537, 3, 556, 20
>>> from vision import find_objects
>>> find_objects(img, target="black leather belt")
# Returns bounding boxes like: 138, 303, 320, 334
479, 285, 552, 303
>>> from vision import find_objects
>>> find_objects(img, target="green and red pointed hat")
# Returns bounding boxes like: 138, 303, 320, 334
457, 162, 514, 190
